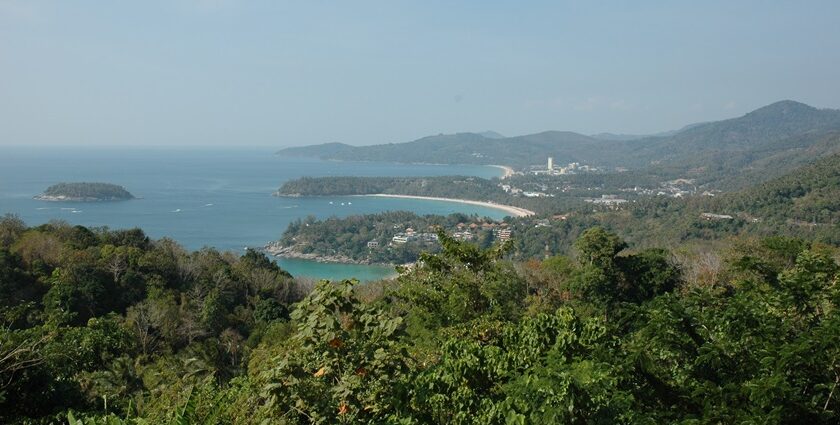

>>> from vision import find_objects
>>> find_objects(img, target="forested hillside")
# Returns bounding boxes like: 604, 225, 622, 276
36, 183, 135, 201
0, 216, 308, 423
623, 100, 840, 165
3, 215, 839, 423
722, 153, 840, 224
509, 155, 840, 257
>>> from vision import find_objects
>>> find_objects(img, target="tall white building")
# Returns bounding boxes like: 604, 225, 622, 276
547, 156, 554, 171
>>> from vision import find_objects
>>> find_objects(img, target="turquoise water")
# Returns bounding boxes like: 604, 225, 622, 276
0, 147, 504, 281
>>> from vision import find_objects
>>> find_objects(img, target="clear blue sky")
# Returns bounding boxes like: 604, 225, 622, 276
1, 0, 839, 147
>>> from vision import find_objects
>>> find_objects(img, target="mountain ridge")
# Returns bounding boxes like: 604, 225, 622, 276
277, 100, 840, 175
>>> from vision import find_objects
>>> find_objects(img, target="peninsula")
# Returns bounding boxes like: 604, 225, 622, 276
275, 175, 540, 215
265, 211, 514, 265
34, 182, 135, 202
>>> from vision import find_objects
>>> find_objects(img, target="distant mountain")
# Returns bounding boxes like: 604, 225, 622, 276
277, 101, 840, 175
628, 101, 840, 187
278, 142, 356, 158
477, 130, 505, 139
589, 133, 647, 142
623, 101, 840, 164
279, 131, 604, 167
590, 122, 705, 141
278, 131, 610, 168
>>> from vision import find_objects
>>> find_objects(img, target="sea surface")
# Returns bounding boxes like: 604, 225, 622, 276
0, 147, 504, 281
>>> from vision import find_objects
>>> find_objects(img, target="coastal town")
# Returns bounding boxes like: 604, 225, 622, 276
263, 155, 761, 268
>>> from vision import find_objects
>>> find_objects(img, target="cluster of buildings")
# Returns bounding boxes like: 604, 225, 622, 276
532, 157, 598, 176
367, 222, 515, 248
388, 227, 439, 245
585, 194, 628, 207
619, 179, 718, 199
499, 183, 553, 198
493, 228, 512, 242
454, 221, 514, 242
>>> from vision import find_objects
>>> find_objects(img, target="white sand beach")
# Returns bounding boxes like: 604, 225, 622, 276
362, 194, 535, 217
490, 165, 515, 179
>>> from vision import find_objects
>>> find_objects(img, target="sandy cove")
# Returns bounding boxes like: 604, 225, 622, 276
360, 194, 535, 217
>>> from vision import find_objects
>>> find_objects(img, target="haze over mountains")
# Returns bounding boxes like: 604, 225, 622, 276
279, 100, 840, 189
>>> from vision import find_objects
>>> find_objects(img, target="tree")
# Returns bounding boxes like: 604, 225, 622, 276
0, 214, 25, 248
256, 279, 410, 423
393, 231, 525, 330
574, 227, 627, 269
408, 309, 634, 424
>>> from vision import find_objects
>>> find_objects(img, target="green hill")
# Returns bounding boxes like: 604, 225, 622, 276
35, 182, 135, 201
624, 100, 840, 164
720, 153, 840, 224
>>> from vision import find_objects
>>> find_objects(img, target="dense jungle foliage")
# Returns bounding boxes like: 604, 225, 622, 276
2, 213, 839, 424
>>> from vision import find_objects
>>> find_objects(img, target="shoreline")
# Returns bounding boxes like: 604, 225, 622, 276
33, 195, 134, 202
360, 194, 535, 217
264, 244, 370, 265
489, 164, 515, 179
263, 244, 404, 280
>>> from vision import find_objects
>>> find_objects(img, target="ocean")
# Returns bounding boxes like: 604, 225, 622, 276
0, 147, 505, 281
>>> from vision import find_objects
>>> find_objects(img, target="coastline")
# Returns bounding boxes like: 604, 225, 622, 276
360, 193, 535, 217
33, 195, 133, 202
263, 244, 404, 280
490, 164, 515, 179
264, 244, 370, 265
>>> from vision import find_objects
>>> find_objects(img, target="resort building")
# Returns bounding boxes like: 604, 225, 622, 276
700, 213, 734, 220
494, 228, 512, 242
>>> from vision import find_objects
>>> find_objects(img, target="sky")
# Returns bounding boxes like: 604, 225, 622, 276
1, 0, 839, 148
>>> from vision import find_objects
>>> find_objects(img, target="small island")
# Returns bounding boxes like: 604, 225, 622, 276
34, 182, 135, 202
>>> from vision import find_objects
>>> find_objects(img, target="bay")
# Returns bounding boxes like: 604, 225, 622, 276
0, 147, 505, 281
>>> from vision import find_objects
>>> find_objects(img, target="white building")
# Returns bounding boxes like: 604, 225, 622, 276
700, 213, 734, 220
